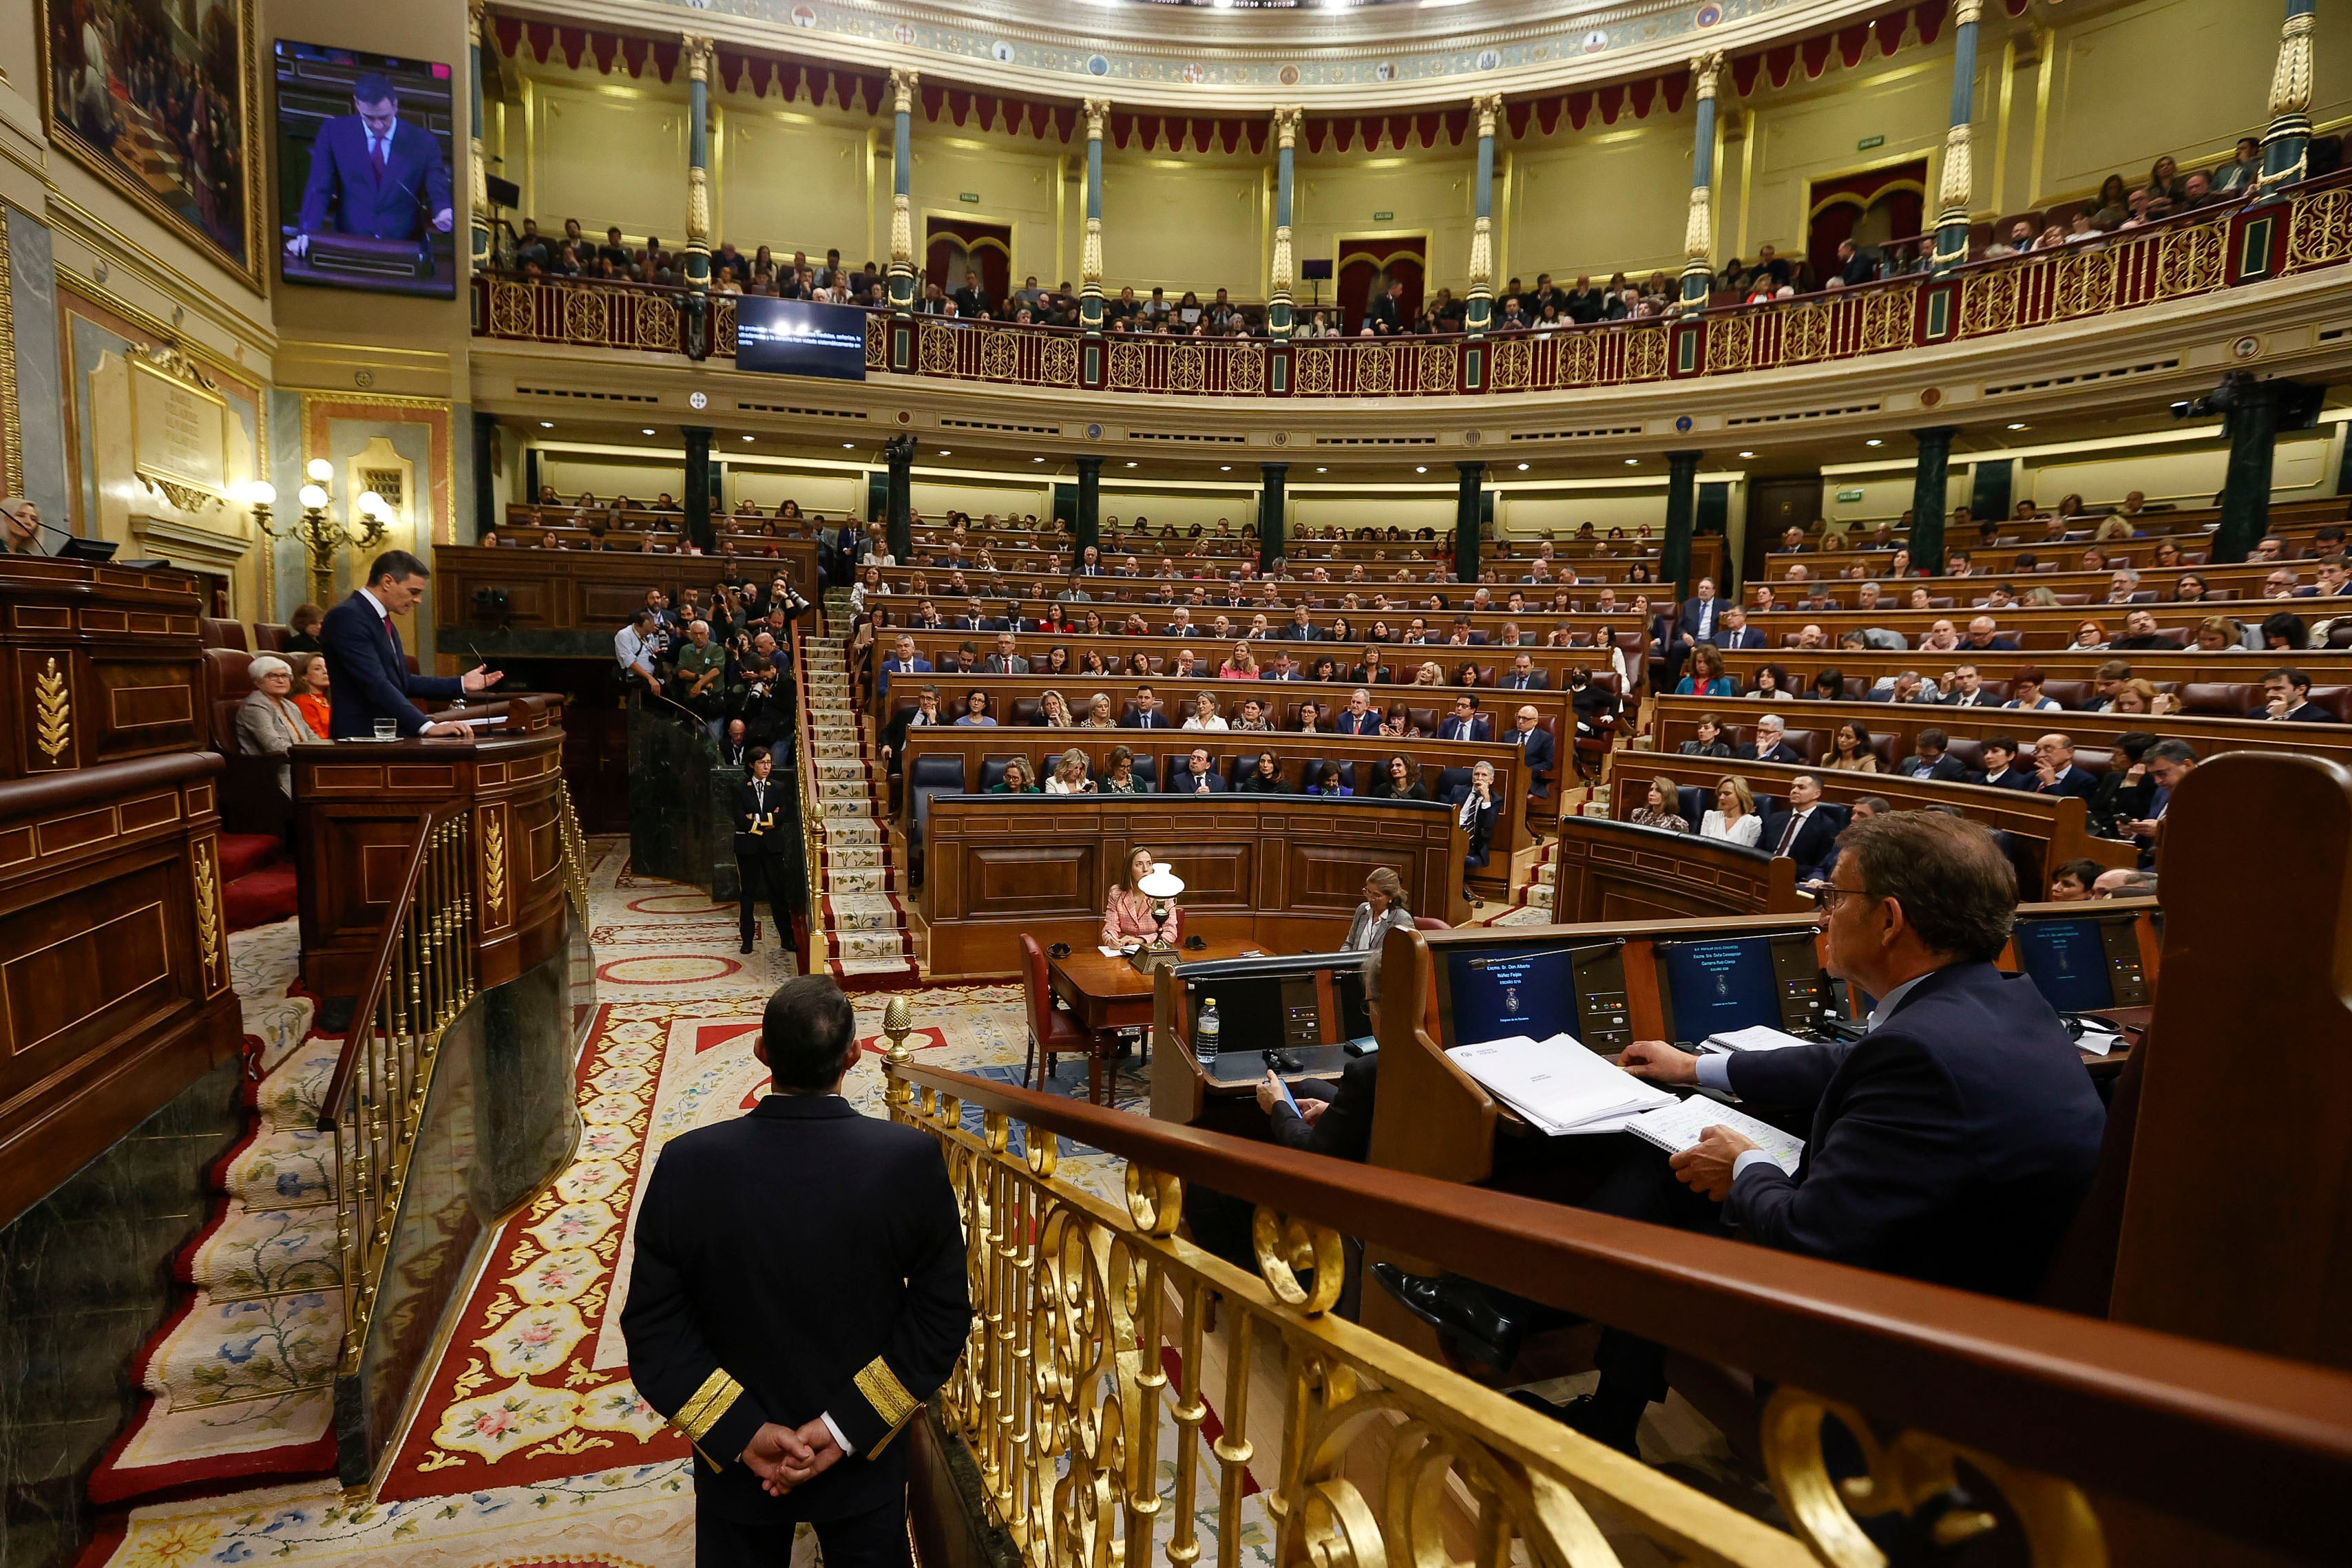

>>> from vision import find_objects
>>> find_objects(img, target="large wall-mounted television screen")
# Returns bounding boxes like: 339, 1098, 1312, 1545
735, 297, 870, 381
275, 41, 457, 297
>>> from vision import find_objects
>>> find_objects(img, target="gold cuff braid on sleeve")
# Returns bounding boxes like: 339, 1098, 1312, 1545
854, 1357, 921, 1456
675, 1368, 744, 1444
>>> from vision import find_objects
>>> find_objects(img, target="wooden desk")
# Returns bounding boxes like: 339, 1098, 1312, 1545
292, 697, 570, 996
1049, 937, 1263, 1034
918, 794, 1459, 977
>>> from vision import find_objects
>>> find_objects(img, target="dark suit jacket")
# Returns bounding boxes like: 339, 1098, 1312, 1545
2036, 765, 2098, 798
1363, 294, 1403, 333
1174, 767, 1228, 794
296, 115, 452, 240
1499, 672, 1551, 690
730, 777, 788, 854
1940, 689, 1997, 707
1122, 710, 1173, 729
1674, 598, 1726, 642
1438, 717, 1491, 742
1332, 710, 1382, 736
1452, 790, 1499, 867
1738, 740, 1805, 765
1285, 623, 1325, 640
1761, 806, 1841, 880
1506, 725, 1556, 783
2252, 701, 2341, 723
1716, 626, 1768, 651
1975, 766, 2037, 790
320, 593, 461, 738
1723, 961, 2106, 1297
621, 1096, 969, 1523
1269, 1055, 1378, 1163
1898, 753, 1971, 783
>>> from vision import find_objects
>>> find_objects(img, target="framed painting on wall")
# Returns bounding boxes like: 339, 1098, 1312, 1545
38, 0, 265, 291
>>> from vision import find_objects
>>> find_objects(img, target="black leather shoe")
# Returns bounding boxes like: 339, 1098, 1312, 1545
1510, 1390, 1645, 1458
1369, 1264, 1524, 1369
740, 937, 755, 953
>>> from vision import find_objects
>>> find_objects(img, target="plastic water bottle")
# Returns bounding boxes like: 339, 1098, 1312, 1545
1196, 999, 1220, 1065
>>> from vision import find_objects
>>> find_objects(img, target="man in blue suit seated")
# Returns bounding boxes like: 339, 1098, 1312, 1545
288, 74, 454, 262
321, 550, 501, 739
1376, 811, 2104, 1454
1173, 747, 1229, 794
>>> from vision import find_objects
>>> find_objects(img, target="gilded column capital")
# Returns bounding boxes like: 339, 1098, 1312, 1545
1683, 185, 1713, 262
1272, 105, 1303, 149
468, 0, 489, 28
890, 66, 920, 113
682, 34, 715, 83
1084, 98, 1111, 138
2269, 10, 2316, 120
1938, 121, 1974, 212
1953, 0, 1984, 25
1471, 94, 1501, 138
1690, 52, 1725, 101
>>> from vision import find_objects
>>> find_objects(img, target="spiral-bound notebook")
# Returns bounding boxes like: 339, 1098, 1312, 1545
1624, 1099, 1805, 1176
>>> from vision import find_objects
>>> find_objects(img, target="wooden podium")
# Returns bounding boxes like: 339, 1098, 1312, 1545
291, 695, 570, 998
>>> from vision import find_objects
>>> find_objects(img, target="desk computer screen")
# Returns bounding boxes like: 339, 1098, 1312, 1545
1445, 944, 1583, 1046
2010, 918, 2118, 1013
1657, 936, 1785, 1042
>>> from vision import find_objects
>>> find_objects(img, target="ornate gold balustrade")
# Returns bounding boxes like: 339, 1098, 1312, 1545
880, 1030, 2352, 1568
473, 169, 2352, 401
320, 808, 479, 1374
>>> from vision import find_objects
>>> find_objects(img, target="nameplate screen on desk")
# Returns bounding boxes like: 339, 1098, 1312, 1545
2009, 914, 2148, 1013
1655, 933, 1836, 1046
735, 297, 870, 381
1180, 955, 1364, 1084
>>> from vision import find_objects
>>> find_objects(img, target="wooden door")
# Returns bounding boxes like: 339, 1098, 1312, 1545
1745, 474, 1823, 586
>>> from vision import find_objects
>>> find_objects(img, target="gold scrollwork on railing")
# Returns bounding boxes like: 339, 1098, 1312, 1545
1708, 312, 1756, 374
865, 313, 890, 368
488, 279, 534, 338
980, 330, 1021, 381
713, 295, 739, 357
1862, 283, 1917, 352
2154, 222, 2225, 298
1781, 303, 1831, 365
1293, 345, 1334, 395
1225, 343, 1264, 395
1416, 343, 1458, 394
563, 287, 611, 345
887, 1050, 1836, 1568
2287, 184, 2352, 271
636, 292, 680, 352
1040, 334, 1080, 386
1489, 335, 1533, 390
1624, 325, 1670, 381
1168, 343, 1206, 394
1557, 330, 1599, 387
1352, 343, 1395, 395
919, 320, 958, 375
1762, 1387, 2106, 1568
1109, 339, 1146, 391
33, 655, 70, 763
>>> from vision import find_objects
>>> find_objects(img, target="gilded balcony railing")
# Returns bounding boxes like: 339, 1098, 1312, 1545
317, 809, 479, 1373
473, 170, 2352, 398
881, 1035, 2352, 1568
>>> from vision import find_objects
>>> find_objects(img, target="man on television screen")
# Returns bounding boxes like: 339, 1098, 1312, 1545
288, 73, 452, 258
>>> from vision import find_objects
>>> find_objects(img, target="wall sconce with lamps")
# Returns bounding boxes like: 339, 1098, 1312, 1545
249, 457, 392, 606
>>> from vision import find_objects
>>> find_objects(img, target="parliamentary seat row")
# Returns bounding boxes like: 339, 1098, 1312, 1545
895, 726, 1540, 898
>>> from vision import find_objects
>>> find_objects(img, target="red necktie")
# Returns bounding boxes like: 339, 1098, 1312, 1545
370, 136, 387, 179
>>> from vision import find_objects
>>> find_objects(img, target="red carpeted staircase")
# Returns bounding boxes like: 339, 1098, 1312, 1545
218, 834, 299, 931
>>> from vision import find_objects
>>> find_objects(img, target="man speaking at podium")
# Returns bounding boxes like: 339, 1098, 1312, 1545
287, 73, 454, 262
322, 550, 501, 738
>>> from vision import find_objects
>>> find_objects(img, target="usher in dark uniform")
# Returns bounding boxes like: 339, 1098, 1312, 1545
622, 1096, 971, 1565
731, 772, 790, 949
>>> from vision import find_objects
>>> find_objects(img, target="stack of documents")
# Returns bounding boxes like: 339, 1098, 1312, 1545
1445, 1034, 1674, 1136
1624, 1099, 1805, 1176
1696, 1024, 1812, 1055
